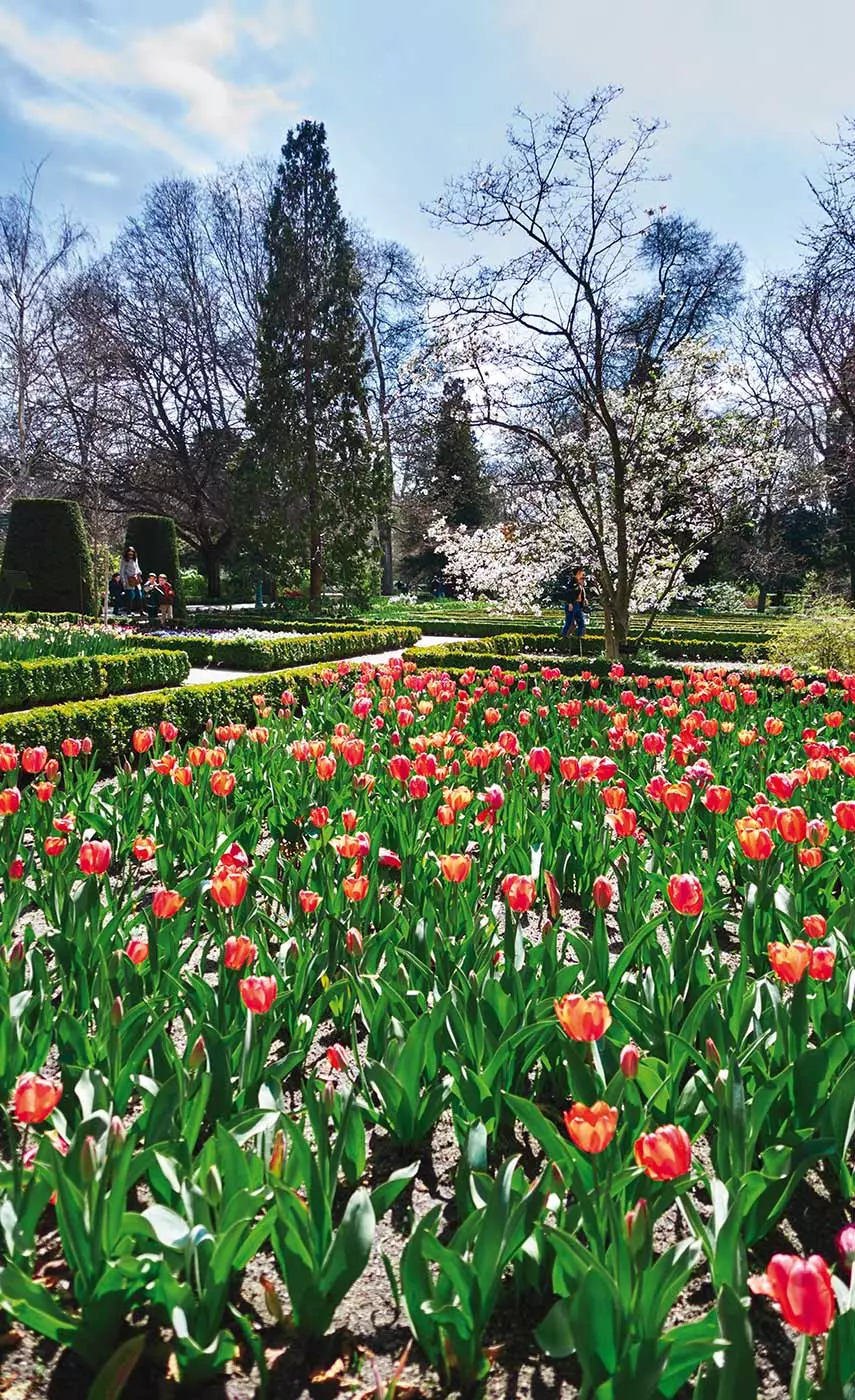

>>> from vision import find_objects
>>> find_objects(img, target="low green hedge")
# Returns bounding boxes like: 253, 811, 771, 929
0, 610, 82, 624
0, 660, 348, 765
183, 612, 375, 634
139, 626, 420, 671
488, 632, 759, 662
0, 649, 190, 713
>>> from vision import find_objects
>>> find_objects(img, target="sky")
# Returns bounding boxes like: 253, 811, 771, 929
0, 0, 852, 280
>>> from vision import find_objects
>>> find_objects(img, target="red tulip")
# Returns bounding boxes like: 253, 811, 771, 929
125, 935, 149, 966
388, 755, 411, 782
802, 914, 827, 940
703, 785, 732, 814
299, 889, 321, 913
666, 873, 704, 917
563, 1101, 618, 1153
749, 1255, 835, 1335
662, 782, 692, 814
554, 992, 611, 1042
592, 876, 614, 911
0, 787, 21, 816
21, 746, 48, 774
43, 836, 67, 857
151, 887, 184, 918
132, 835, 157, 861
132, 729, 155, 755
8, 856, 24, 880
633, 1124, 692, 1180
833, 800, 855, 831
239, 975, 277, 1014
224, 935, 257, 970
809, 947, 835, 981
159, 720, 179, 742
501, 874, 536, 912
309, 806, 330, 828
13, 1072, 62, 1124
620, 1043, 640, 1079
527, 747, 551, 776
210, 770, 235, 797
78, 839, 111, 876
211, 866, 248, 908
776, 806, 807, 844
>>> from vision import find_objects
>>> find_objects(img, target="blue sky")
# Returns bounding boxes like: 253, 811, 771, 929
0, 0, 851, 277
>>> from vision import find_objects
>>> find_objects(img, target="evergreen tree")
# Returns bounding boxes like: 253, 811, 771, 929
429, 378, 493, 528
245, 122, 373, 602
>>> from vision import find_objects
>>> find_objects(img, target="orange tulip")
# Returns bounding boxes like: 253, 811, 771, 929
633, 1124, 692, 1180
343, 874, 370, 901
151, 887, 185, 918
210, 771, 236, 797
735, 817, 773, 860
439, 853, 472, 883
13, 1072, 62, 1124
43, 836, 67, 857
131, 729, 155, 755
132, 835, 157, 861
125, 935, 149, 965
563, 1101, 618, 1153
224, 935, 257, 969
775, 806, 807, 844
767, 941, 811, 984
554, 991, 611, 1042
239, 975, 277, 1014
0, 787, 21, 816
662, 782, 693, 814
211, 866, 248, 908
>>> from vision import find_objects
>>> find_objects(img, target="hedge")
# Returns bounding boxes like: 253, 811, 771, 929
182, 612, 376, 635
137, 626, 421, 671
125, 515, 185, 620
488, 632, 761, 662
1, 499, 94, 614
0, 611, 82, 624
0, 649, 190, 713
0, 660, 354, 766
401, 648, 826, 688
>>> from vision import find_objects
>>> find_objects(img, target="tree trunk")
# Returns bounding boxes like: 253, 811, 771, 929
602, 596, 630, 659
757, 585, 767, 614
205, 553, 222, 599
378, 510, 393, 594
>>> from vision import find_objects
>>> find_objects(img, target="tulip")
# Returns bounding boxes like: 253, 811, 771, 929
219, 842, 250, 871
0, 787, 21, 816
61, 737, 82, 758
803, 914, 827, 940
501, 873, 537, 912
343, 874, 370, 901
662, 782, 693, 814
210, 770, 236, 798
78, 839, 111, 876
211, 866, 248, 908
13, 1072, 62, 1124
837, 1226, 855, 1265
833, 800, 855, 831
798, 847, 823, 869
408, 775, 429, 800
388, 755, 412, 782
767, 940, 811, 984
172, 765, 192, 787
633, 1124, 692, 1180
563, 1101, 618, 1153
439, 853, 472, 883
21, 746, 48, 774
776, 806, 808, 844
378, 847, 402, 870
666, 873, 704, 917
309, 806, 330, 828
327, 1044, 349, 1071
43, 836, 67, 857
188, 1035, 207, 1071
610, 808, 638, 838
32, 782, 54, 803
151, 887, 185, 918
703, 785, 732, 814
224, 935, 257, 970
735, 817, 774, 860
125, 935, 149, 966
8, 856, 24, 880
346, 928, 363, 955
132, 835, 157, 861
132, 728, 155, 755
527, 747, 551, 775
809, 946, 835, 981
592, 876, 614, 910
620, 1043, 640, 1079
299, 889, 321, 913
239, 975, 277, 1014
159, 720, 179, 741
554, 991, 611, 1042
749, 1255, 835, 1335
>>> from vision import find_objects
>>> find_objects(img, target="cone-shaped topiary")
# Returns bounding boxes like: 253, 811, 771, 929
124, 515, 185, 620
0, 499, 94, 614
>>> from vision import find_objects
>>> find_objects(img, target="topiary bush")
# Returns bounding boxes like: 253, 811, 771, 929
0, 499, 94, 614
124, 515, 185, 620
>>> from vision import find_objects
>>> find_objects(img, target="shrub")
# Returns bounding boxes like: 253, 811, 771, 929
125, 515, 185, 619
137, 626, 421, 671
0, 499, 94, 614
180, 569, 207, 603
766, 597, 855, 673
0, 649, 189, 713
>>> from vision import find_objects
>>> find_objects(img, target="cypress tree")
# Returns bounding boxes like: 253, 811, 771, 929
430, 378, 493, 528
246, 121, 373, 603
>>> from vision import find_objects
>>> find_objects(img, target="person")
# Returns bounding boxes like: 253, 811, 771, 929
562, 565, 588, 647
119, 547, 144, 614
157, 574, 175, 626
143, 572, 164, 624
108, 571, 125, 614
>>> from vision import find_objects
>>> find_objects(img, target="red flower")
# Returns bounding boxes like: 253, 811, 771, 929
159, 720, 179, 741
239, 975, 277, 1014
633, 1124, 692, 1180
211, 866, 248, 908
662, 782, 693, 814
210, 770, 236, 797
439, 852, 472, 883
8, 856, 24, 880
224, 934, 257, 970
133, 835, 158, 862
776, 806, 807, 844
78, 839, 111, 876
61, 737, 82, 758
501, 874, 536, 912
802, 914, 827, 940
299, 889, 321, 913
703, 785, 732, 814
563, 1101, 618, 1153
219, 842, 250, 871
125, 935, 149, 966
43, 836, 67, 857
735, 818, 773, 860
527, 747, 551, 776
132, 728, 155, 754
554, 992, 611, 1042
592, 876, 614, 910
342, 874, 370, 901
620, 1043, 640, 1079
151, 887, 184, 918
32, 783, 54, 803
833, 800, 855, 831
0, 787, 21, 816
21, 747, 48, 774
809, 947, 835, 981
378, 847, 402, 870
768, 941, 811, 984
316, 755, 337, 780
666, 873, 704, 917
309, 806, 330, 828
327, 1043, 349, 1071
13, 1072, 62, 1124
388, 755, 412, 783
749, 1255, 835, 1335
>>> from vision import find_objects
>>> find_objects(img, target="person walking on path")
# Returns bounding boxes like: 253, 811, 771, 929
561, 565, 588, 651
119, 547, 144, 615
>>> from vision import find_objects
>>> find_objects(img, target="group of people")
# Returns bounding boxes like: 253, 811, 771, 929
109, 546, 175, 625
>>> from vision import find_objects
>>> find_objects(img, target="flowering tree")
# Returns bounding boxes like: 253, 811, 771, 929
432, 341, 777, 650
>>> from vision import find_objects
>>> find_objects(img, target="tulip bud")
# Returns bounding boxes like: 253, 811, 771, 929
282, 937, 299, 961
8, 936, 25, 968
620, 1043, 640, 1079
838, 1225, 855, 1265
204, 1164, 223, 1207
296, 1013, 313, 1036
109, 1115, 126, 1148
80, 1135, 98, 1183
322, 1078, 336, 1112
260, 1275, 285, 1324
705, 1038, 721, 1068
206, 718, 213, 731
269, 1129, 285, 1176
110, 995, 124, 1029
345, 928, 363, 956
188, 1034, 207, 1071
624, 1197, 649, 1255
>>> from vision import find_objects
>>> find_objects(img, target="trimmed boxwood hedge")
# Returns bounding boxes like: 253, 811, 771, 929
181, 612, 377, 634
0, 648, 190, 713
0, 660, 348, 766
1, 499, 94, 614
0, 610, 82, 624
138, 626, 421, 671
488, 632, 759, 662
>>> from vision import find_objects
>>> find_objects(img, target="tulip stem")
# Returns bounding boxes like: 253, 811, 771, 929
790, 1333, 809, 1399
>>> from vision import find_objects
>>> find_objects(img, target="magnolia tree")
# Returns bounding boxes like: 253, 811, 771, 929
432, 341, 782, 650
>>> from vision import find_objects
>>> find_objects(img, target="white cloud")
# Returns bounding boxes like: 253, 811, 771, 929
0, 0, 310, 167
65, 165, 121, 187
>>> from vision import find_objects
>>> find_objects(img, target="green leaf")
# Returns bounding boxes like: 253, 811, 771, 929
142, 1204, 191, 1249
535, 1296, 576, 1359
88, 1334, 147, 1400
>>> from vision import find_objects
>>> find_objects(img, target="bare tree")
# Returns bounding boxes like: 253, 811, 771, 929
0, 161, 88, 501
427, 88, 746, 650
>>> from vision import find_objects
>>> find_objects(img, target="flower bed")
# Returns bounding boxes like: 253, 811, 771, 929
0, 620, 137, 662
0, 658, 853, 1396
0, 648, 190, 713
